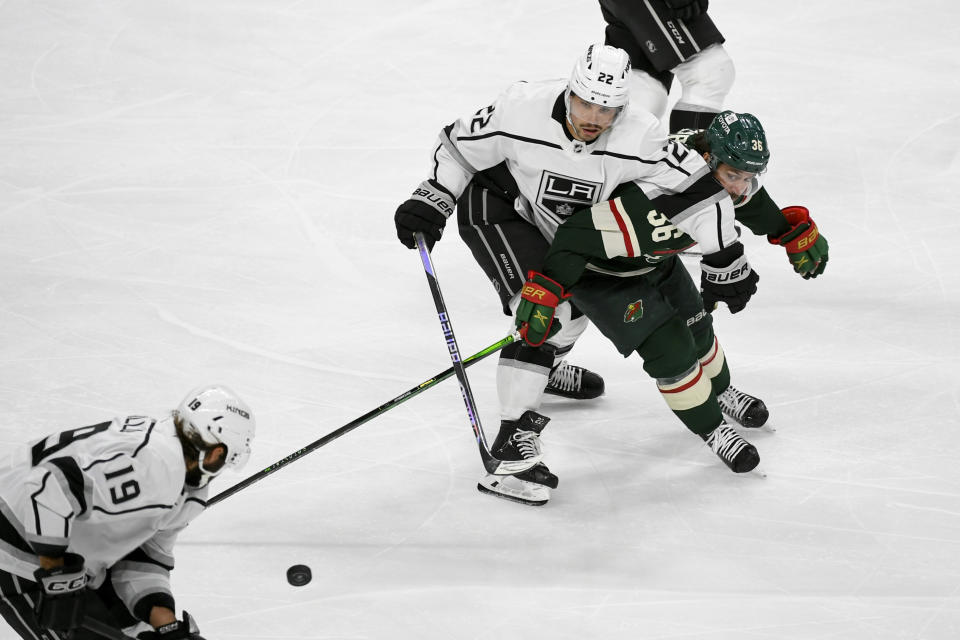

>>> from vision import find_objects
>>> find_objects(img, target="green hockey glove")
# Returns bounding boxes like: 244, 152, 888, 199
515, 271, 571, 347
769, 206, 829, 279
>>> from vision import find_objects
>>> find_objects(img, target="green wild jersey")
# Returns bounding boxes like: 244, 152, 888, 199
542, 181, 734, 288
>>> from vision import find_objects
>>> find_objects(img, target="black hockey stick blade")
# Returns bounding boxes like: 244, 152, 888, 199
414, 232, 541, 476
208, 331, 519, 507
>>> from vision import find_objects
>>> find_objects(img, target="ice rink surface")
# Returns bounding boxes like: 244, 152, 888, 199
1, 1, 958, 638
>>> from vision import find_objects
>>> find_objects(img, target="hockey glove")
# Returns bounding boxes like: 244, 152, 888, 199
663, 0, 709, 21
33, 553, 87, 631
515, 271, 571, 347
700, 243, 759, 314
394, 180, 455, 250
768, 205, 829, 279
138, 611, 206, 640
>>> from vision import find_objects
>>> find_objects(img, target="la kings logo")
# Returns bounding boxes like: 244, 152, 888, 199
537, 171, 601, 220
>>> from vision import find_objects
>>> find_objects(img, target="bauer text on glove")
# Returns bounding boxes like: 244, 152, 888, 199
394, 180, 455, 250
700, 243, 759, 314
515, 272, 571, 347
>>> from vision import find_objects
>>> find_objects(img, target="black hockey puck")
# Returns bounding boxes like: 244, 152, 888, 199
286, 564, 312, 587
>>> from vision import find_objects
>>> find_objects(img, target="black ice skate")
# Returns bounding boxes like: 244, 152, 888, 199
479, 412, 555, 505
717, 385, 769, 429
701, 424, 760, 473
491, 410, 547, 466
545, 361, 605, 400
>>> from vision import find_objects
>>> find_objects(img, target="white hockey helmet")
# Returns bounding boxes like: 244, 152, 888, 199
567, 43, 631, 108
176, 384, 255, 483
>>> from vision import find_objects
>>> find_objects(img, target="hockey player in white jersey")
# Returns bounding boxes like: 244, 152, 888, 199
0, 385, 255, 640
395, 43, 744, 504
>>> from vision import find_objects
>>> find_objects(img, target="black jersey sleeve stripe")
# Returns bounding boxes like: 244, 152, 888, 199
92, 503, 175, 516
131, 420, 157, 458
120, 546, 174, 571
29, 472, 53, 536
440, 128, 479, 175
592, 149, 680, 168
0, 508, 33, 555
716, 202, 725, 249
649, 173, 727, 223
456, 130, 564, 150
46, 457, 87, 517
82, 452, 125, 471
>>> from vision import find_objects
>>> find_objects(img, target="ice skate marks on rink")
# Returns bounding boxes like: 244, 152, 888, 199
1, 0, 959, 638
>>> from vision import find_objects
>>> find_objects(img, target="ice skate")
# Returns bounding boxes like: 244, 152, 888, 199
491, 410, 549, 468
717, 384, 770, 430
545, 361, 605, 400
477, 463, 558, 506
701, 423, 760, 473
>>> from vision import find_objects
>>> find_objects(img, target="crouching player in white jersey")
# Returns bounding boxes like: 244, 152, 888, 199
0, 385, 256, 640
394, 43, 764, 504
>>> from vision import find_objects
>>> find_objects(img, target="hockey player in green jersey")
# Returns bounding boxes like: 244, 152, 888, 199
482, 111, 828, 504
510, 111, 820, 502
513, 173, 765, 483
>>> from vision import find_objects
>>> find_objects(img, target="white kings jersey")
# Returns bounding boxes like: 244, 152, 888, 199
426, 78, 736, 251
0, 414, 206, 617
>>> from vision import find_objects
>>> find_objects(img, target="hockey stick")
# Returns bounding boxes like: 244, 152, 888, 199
414, 232, 539, 476
208, 331, 518, 507
82, 618, 136, 640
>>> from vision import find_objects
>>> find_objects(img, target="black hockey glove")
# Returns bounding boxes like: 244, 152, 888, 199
700, 243, 759, 314
663, 0, 709, 21
138, 611, 206, 640
394, 180, 455, 250
33, 552, 88, 631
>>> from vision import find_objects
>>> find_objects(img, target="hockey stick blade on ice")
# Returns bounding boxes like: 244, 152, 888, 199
414, 232, 539, 476
208, 331, 519, 507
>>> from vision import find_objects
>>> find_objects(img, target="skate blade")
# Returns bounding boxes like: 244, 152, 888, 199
749, 465, 768, 478
476, 482, 549, 506
723, 414, 776, 433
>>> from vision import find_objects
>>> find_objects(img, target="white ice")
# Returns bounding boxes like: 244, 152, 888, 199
1, 1, 958, 638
